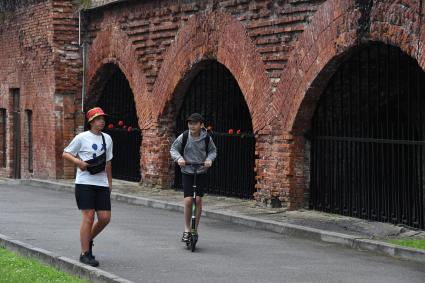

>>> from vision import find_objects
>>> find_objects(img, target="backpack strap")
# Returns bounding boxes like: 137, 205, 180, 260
101, 133, 106, 152
179, 130, 189, 156
205, 134, 210, 154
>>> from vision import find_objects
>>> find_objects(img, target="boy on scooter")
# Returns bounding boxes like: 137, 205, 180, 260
170, 113, 217, 242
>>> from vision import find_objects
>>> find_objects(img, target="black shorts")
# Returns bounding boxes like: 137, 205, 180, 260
75, 184, 111, 211
182, 173, 207, 198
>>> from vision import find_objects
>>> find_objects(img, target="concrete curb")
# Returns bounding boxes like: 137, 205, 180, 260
0, 233, 134, 283
16, 179, 425, 264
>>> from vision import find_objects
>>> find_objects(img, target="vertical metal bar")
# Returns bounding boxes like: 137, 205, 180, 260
330, 83, 335, 212
418, 61, 424, 229
396, 48, 402, 224
359, 48, 364, 218
406, 54, 412, 227
375, 45, 380, 220
347, 62, 351, 216
322, 87, 329, 210
384, 44, 390, 222
339, 66, 344, 214
366, 46, 371, 220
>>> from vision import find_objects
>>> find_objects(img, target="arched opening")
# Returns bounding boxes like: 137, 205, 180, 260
92, 64, 142, 182
175, 61, 256, 198
309, 42, 425, 229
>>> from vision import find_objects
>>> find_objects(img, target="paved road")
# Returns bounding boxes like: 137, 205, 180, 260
0, 183, 424, 283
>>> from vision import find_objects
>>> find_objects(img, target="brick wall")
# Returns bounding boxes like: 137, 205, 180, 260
82, 0, 327, 206
51, 0, 81, 178
275, 0, 425, 208
79, 0, 425, 208
0, 0, 56, 179
0, 0, 80, 179
3, 0, 425, 209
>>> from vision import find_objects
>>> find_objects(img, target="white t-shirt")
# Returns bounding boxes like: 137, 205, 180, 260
64, 131, 113, 187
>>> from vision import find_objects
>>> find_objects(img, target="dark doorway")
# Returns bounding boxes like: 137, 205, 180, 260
96, 64, 142, 182
310, 43, 425, 229
12, 89, 21, 179
175, 61, 256, 199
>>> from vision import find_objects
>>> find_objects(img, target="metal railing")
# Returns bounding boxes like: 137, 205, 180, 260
310, 43, 425, 229
174, 61, 256, 198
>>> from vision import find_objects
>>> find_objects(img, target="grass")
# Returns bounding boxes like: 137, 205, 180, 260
387, 239, 425, 250
0, 247, 88, 283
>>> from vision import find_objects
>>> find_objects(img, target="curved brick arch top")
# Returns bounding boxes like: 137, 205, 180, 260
86, 27, 151, 129
275, 0, 423, 134
151, 11, 272, 133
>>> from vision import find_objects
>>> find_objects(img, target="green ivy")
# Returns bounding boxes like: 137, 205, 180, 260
74, 0, 91, 10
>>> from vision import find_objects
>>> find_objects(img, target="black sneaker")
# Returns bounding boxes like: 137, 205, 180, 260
89, 240, 95, 259
181, 232, 191, 242
79, 252, 99, 267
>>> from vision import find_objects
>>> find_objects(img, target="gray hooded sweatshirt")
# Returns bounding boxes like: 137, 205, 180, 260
170, 128, 217, 174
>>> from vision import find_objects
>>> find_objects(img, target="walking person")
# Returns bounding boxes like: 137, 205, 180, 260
63, 107, 113, 267
170, 113, 217, 242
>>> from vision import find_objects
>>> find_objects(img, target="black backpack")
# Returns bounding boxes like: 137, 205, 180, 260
179, 130, 211, 156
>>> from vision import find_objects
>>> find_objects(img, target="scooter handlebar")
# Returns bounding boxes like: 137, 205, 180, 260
184, 162, 205, 166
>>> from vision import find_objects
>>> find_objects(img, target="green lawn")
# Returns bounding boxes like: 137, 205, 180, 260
0, 248, 88, 283
387, 239, 425, 250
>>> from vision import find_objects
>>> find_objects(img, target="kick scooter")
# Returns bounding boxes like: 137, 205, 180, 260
184, 162, 204, 252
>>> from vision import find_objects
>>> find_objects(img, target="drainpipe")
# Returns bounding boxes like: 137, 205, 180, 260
79, 9, 87, 129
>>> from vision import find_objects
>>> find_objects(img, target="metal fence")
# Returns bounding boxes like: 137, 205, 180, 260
97, 64, 142, 182
174, 61, 256, 199
310, 43, 425, 229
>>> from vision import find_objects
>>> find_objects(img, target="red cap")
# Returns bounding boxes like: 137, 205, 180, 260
86, 107, 107, 123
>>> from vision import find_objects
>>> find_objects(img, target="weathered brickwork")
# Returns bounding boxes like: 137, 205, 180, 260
3, 0, 425, 209
275, 0, 425, 208
82, 0, 327, 207
0, 0, 80, 179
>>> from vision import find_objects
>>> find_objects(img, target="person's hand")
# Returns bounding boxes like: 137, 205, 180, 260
109, 185, 112, 193
204, 160, 212, 168
178, 159, 186, 167
78, 160, 88, 171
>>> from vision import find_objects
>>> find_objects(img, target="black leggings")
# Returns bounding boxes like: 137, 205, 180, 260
182, 173, 207, 198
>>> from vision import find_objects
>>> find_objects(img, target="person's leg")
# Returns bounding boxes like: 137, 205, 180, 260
80, 209, 95, 254
75, 184, 96, 254
91, 210, 111, 239
194, 174, 206, 229
184, 197, 192, 232
182, 173, 193, 234
195, 196, 202, 229
91, 186, 112, 240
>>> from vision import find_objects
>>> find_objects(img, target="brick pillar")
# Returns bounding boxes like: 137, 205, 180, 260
140, 123, 174, 188
254, 129, 308, 210
62, 94, 77, 179
254, 126, 288, 208
286, 133, 308, 210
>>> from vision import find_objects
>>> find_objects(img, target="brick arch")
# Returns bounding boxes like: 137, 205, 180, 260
275, 0, 423, 134
151, 10, 272, 133
268, 0, 424, 209
86, 27, 151, 129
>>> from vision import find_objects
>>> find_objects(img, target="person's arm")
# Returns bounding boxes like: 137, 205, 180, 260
63, 152, 88, 171
204, 137, 217, 167
106, 161, 112, 192
63, 135, 87, 171
170, 134, 186, 166
105, 135, 113, 191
